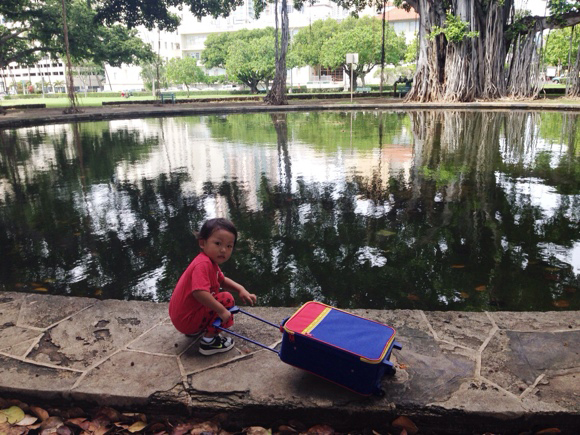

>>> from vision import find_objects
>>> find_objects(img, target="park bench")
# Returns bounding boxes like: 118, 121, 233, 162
160, 92, 176, 104
395, 84, 411, 97
356, 86, 371, 93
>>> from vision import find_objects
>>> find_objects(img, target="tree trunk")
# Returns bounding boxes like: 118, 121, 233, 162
405, 0, 446, 102
265, 0, 289, 105
61, 0, 81, 113
405, 0, 548, 102
569, 30, 580, 97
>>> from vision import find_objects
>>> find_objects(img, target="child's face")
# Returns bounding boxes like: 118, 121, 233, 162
199, 228, 236, 265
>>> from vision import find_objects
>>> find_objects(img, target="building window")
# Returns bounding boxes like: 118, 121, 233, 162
318, 67, 343, 81
176, 43, 180, 49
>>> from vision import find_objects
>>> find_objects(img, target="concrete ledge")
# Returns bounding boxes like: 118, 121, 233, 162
0, 292, 578, 433
2, 98, 580, 130
0, 103, 46, 109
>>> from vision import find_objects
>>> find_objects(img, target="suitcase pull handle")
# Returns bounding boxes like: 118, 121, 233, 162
212, 306, 280, 355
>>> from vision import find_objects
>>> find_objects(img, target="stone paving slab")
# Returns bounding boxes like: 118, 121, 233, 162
0, 291, 579, 433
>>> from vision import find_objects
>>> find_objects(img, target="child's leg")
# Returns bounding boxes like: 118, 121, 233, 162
203, 291, 235, 337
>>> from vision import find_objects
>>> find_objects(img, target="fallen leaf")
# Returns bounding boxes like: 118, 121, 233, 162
127, 421, 147, 433
377, 229, 396, 237
552, 300, 570, 308
244, 427, 271, 435
535, 429, 561, 434
56, 426, 73, 435
0, 406, 25, 424
122, 412, 147, 422
392, 416, 418, 435
170, 422, 194, 435
406, 294, 420, 301
451, 264, 465, 269
399, 363, 409, 370
33, 287, 48, 292
95, 407, 122, 422
5, 400, 28, 411
64, 417, 87, 428
15, 414, 38, 426
563, 286, 577, 293
475, 285, 486, 292
30, 406, 49, 421
459, 292, 470, 299
306, 425, 334, 434
0, 414, 7, 424
39, 416, 64, 431
0, 422, 27, 435
191, 421, 219, 434
544, 266, 561, 272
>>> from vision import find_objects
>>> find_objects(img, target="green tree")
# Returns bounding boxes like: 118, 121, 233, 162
203, 28, 276, 93
544, 28, 580, 71
291, 18, 340, 74
1, 0, 155, 110
404, 32, 419, 64
294, 16, 406, 90
165, 56, 205, 95
201, 32, 232, 70
378, 0, 580, 101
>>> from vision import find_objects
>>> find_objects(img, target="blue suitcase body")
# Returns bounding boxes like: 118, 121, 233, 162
214, 301, 402, 396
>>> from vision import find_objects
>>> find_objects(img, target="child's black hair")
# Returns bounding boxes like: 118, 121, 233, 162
197, 218, 238, 245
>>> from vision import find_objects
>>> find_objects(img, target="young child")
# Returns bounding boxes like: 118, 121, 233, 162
169, 218, 257, 355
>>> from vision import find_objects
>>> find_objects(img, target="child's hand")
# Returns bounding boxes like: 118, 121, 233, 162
239, 288, 257, 306
219, 308, 232, 324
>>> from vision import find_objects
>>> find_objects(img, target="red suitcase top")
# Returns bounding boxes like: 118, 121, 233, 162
283, 301, 396, 364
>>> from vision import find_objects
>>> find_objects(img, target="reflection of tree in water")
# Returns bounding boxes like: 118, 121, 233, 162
1, 112, 578, 311
0, 125, 204, 301
221, 111, 579, 310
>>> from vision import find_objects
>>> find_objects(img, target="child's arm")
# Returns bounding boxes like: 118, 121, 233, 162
222, 277, 257, 306
192, 290, 232, 323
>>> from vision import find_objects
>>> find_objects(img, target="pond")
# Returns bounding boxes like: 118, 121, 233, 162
0, 110, 579, 311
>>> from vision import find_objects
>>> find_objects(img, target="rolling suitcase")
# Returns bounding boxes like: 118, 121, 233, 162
213, 301, 402, 396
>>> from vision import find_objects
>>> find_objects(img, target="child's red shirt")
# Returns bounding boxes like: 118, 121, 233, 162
169, 252, 225, 334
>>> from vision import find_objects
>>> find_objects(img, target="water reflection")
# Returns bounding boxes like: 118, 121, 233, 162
0, 110, 578, 311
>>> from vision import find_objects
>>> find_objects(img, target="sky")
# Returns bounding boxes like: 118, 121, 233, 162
516, 0, 549, 15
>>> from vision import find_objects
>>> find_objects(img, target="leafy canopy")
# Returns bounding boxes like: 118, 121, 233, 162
292, 16, 406, 78
166, 56, 206, 94
1, 0, 155, 69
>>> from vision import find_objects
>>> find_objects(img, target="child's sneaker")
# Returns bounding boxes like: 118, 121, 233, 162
199, 335, 234, 355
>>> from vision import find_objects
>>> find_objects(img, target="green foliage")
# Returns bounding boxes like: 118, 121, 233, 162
543, 27, 580, 67
290, 18, 340, 68
94, 0, 182, 31
0, 0, 155, 70
203, 28, 276, 91
429, 12, 479, 43
165, 57, 206, 94
404, 32, 419, 64
139, 59, 168, 91
292, 16, 406, 86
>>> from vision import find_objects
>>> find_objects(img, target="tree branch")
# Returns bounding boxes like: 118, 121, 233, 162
509, 11, 580, 41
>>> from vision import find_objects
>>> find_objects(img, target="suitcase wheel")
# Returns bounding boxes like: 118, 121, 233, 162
374, 387, 386, 397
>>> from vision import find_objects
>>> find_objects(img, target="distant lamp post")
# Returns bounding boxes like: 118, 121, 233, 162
346, 53, 358, 103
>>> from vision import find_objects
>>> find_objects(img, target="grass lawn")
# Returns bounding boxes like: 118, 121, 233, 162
0, 93, 255, 109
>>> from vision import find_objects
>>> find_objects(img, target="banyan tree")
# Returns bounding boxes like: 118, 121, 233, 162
382, 0, 580, 102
